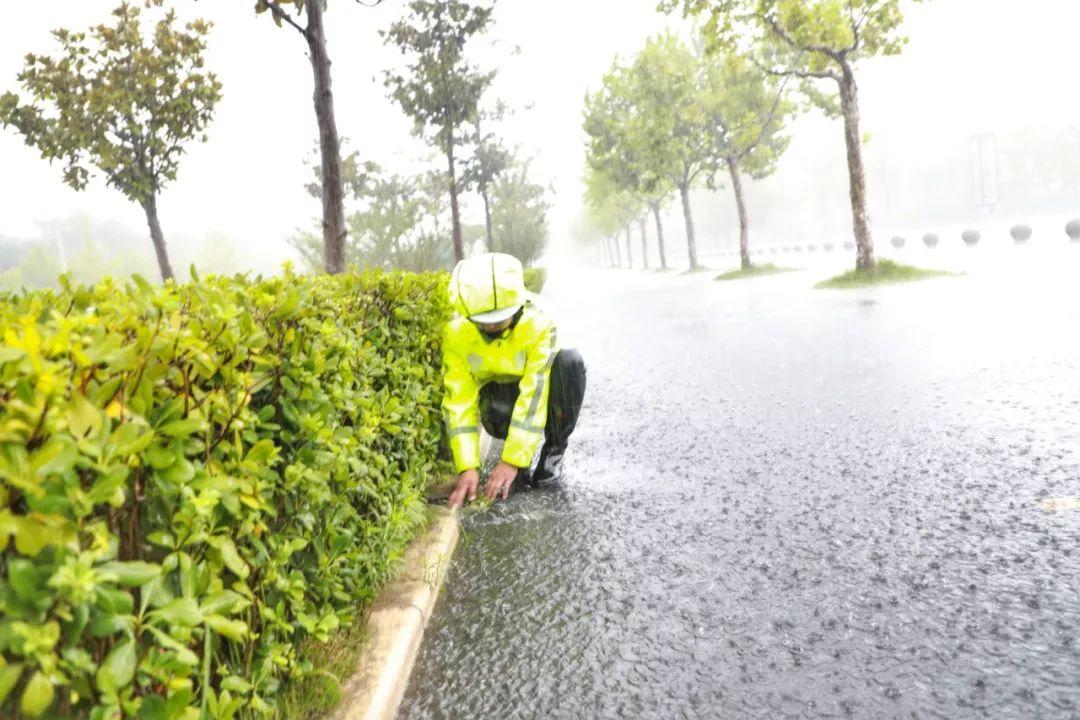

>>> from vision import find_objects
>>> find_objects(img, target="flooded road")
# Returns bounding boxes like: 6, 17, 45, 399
401, 247, 1080, 719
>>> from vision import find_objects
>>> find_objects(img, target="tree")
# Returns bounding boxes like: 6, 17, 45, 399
255, 0, 363, 275
584, 54, 675, 270
383, 0, 495, 264
589, 35, 718, 270
703, 52, 793, 269
462, 103, 512, 252
584, 166, 642, 269
488, 161, 550, 268
634, 34, 721, 270
293, 155, 455, 272
664, 0, 926, 270
1, 0, 221, 282
636, 215, 650, 269
192, 231, 242, 277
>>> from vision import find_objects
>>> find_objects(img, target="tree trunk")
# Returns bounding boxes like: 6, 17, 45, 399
679, 182, 699, 270
141, 194, 174, 282
482, 184, 494, 252
728, 160, 751, 270
305, 0, 347, 275
624, 225, 633, 269
447, 140, 465, 262
638, 217, 649, 269
651, 202, 668, 270
612, 234, 622, 267
838, 61, 875, 271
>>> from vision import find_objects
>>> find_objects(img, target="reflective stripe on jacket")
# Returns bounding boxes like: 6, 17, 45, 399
441, 304, 558, 472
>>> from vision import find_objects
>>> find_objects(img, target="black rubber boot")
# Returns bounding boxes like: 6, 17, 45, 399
514, 466, 533, 486
531, 444, 566, 487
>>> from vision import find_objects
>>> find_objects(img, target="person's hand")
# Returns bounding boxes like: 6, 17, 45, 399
449, 469, 479, 509
484, 462, 518, 502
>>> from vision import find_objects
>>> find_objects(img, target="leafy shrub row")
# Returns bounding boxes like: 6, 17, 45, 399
0, 268, 451, 718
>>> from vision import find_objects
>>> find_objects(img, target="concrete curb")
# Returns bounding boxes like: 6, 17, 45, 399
330, 507, 459, 720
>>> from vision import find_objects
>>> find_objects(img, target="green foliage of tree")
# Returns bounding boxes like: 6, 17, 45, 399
488, 161, 551, 268
383, 0, 495, 263
630, 34, 716, 270
583, 165, 643, 269
0, 215, 245, 293
586, 33, 793, 270
0, 243, 63, 292
293, 154, 456, 273
0, 0, 222, 282
461, 104, 513, 252
191, 232, 243, 278
662, 0, 926, 270
583, 57, 671, 269
703, 53, 794, 269
586, 34, 728, 270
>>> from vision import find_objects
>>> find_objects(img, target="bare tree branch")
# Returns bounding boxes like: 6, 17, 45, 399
845, 2, 875, 54
735, 73, 792, 163
749, 54, 841, 83
263, 0, 308, 37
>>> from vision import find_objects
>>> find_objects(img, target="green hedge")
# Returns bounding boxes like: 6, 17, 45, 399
0, 268, 452, 719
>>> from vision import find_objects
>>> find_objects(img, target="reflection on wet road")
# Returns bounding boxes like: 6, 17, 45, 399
401, 251, 1080, 719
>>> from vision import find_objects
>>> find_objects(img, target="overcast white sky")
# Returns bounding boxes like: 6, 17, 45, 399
2, 0, 1079, 269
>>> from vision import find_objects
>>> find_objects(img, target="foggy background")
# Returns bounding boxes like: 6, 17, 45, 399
1, 0, 1078, 280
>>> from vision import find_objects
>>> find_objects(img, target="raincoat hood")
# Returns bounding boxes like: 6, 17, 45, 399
449, 253, 527, 323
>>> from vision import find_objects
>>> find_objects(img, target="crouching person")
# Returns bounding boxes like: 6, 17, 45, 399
442, 253, 586, 508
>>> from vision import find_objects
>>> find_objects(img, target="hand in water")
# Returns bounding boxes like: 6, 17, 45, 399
449, 469, 479, 509
484, 462, 518, 502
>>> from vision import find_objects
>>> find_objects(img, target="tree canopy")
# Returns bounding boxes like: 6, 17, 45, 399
488, 161, 551, 268
662, 0, 926, 270
383, 0, 495, 263
293, 150, 458, 272
584, 33, 793, 270
1, 0, 221, 281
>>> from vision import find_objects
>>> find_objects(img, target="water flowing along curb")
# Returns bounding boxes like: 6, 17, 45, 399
330, 507, 459, 720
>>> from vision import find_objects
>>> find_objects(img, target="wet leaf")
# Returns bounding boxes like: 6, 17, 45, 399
150, 597, 202, 627
96, 638, 137, 693
217, 538, 249, 580
204, 614, 247, 642
66, 392, 102, 439
20, 671, 54, 717
97, 560, 161, 586
159, 418, 202, 438
0, 663, 23, 705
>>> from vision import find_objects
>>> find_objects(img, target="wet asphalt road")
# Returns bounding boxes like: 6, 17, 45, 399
400, 249, 1080, 719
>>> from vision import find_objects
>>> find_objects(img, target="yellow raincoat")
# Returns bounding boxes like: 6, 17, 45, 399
441, 304, 558, 472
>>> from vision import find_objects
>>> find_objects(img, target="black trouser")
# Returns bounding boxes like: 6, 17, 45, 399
478, 349, 586, 459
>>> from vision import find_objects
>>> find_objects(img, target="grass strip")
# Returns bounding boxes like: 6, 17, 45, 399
816, 259, 954, 289
278, 620, 369, 719
715, 263, 796, 282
